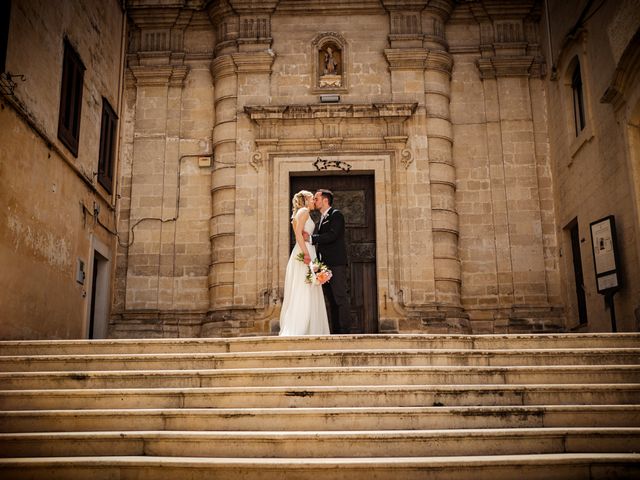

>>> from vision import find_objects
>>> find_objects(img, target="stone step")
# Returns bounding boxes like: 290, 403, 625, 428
1, 334, 638, 479
1, 365, 638, 390
0, 454, 638, 480
1, 348, 639, 371
1, 405, 638, 433
2, 428, 639, 459
1, 384, 639, 411
1, 333, 639, 356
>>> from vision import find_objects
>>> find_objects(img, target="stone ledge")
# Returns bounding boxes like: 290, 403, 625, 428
245, 103, 418, 121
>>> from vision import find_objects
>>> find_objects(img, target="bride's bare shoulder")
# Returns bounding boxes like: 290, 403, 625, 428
296, 207, 310, 218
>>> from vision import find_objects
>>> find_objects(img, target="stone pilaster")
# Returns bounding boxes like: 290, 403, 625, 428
421, 2, 467, 330
232, 50, 275, 331
209, 55, 237, 315
383, 0, 467, 332
467, 1, 562, 332
204, 1, 278, 334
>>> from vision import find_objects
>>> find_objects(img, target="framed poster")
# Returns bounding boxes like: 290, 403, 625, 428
589, 215, 621, 294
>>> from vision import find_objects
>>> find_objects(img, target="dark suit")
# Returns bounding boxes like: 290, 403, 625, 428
311, 208, 351, 334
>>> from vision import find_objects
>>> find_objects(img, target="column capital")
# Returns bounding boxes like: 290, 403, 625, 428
384, 48, 429, 70
231, 51, 275, 74
210, 55, 236, 80
476, 55, 545, 79
129, 64, 190, 87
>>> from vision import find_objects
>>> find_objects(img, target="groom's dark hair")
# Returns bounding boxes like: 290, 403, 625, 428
317, 189, 333, 205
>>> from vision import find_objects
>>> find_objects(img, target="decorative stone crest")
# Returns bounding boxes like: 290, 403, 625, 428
313, 157, 352, 172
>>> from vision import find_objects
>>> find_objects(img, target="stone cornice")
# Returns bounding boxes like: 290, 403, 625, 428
384, 48, 452, 73
227, 0, 278, 14
129, 64, 190, 86
127, 8, 183, 29
380, 0, 429, 9
245, 103, 418, 121
274, 0, 385, 15
384, 49, 429, 70
476, 55, 545, 79
231, 51, 275, 73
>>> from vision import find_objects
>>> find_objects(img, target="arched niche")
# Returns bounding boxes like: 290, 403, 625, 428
311, 32, 348, 93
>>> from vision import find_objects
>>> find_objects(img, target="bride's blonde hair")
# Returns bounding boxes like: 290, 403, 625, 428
291, 190, 312, 219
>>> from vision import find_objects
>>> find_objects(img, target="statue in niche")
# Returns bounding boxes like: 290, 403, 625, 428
319, 44, 341, 87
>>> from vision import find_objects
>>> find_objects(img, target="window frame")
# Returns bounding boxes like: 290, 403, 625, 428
571, 62, 586, 136
0, 0, 10, 73
57, 38, 85, 157
97, 98, 117, 194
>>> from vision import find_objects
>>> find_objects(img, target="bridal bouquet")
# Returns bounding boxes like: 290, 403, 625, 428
296, 252, 333, 285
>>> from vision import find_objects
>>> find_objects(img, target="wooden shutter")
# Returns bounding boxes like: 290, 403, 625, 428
57, 39, 85, 157
98, 98, 117, 193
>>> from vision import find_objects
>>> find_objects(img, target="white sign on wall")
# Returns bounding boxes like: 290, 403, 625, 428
589, 215, 621, 294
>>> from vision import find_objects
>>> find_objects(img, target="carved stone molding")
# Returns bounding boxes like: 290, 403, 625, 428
426, 50, 453, 74
129, 64, 189, 87
274, 0, 385, 16
245, 102, 417, 121
244, 103, 418, 167
249, 151, 263, 172
232, 51, 275, 74
600, 30, 640, 111
384, 48, 452, 74
476, 55, 545, 79
384, 48, 429, 70
313, 157, 352, 172
400, 148, 413, 168
210, 55, 236, 80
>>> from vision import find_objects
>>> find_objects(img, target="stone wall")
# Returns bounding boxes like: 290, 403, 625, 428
544, 0, 640, 331
0, 0, 125, 339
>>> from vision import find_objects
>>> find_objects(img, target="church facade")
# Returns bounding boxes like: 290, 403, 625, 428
1, 0, 638, 339
112, 0, 565, 337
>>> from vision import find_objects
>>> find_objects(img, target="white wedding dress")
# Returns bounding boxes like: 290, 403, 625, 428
279, 208, 330, 336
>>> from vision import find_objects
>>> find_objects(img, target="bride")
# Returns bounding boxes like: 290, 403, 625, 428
279, 190, 330, 336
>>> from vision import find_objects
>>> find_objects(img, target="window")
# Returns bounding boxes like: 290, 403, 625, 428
58, 39, 85, 157
571, 62, 586, 136
0, 1, 10, 73
98, 98, 117, 193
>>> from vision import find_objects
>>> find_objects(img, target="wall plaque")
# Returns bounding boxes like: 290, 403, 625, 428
589, 215, 621, 293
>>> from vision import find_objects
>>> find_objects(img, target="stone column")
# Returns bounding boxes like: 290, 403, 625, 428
422, 1, 466, 327
209, 55, 237, 314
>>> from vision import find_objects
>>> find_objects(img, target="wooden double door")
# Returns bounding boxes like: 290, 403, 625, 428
290, 174, 378, 334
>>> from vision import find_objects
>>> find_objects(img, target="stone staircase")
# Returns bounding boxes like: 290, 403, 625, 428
0, 334, 639, 479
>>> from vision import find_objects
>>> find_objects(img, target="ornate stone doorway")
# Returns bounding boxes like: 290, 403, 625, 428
290, 174, 378, 334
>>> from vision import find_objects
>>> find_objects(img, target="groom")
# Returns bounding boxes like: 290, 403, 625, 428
305, 189, 351, 334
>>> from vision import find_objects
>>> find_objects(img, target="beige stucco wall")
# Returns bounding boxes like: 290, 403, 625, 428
0, 0, 125, 339
544, 0, 640, 331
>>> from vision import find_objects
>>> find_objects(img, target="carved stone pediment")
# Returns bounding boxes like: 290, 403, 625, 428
244, 103, 418, 169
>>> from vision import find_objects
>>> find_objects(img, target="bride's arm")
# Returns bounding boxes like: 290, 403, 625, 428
294, 208, 311, 264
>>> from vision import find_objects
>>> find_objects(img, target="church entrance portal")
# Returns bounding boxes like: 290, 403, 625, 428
290, 174, 379, 334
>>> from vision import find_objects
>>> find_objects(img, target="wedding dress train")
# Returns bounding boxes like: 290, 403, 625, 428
279, 210, 330, 336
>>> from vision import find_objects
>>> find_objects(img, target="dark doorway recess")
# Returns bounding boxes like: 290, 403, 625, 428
568, 219, 588, 325
290, 173, 378, 334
